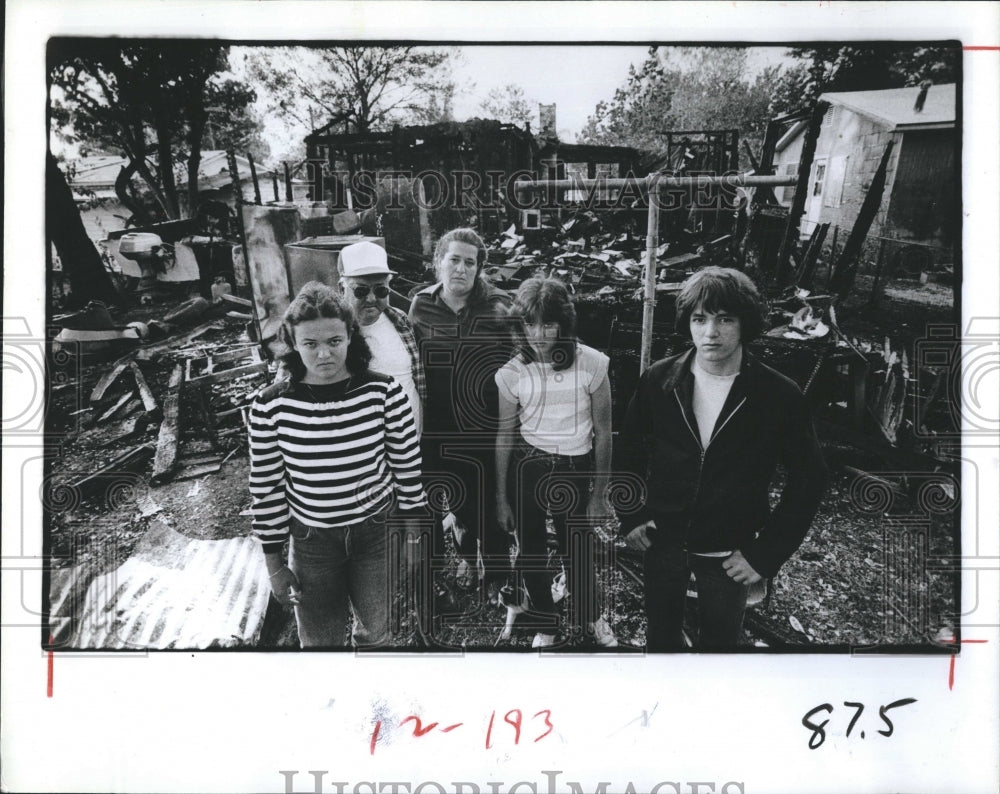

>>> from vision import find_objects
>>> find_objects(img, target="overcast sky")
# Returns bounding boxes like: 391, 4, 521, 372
451, 45, 651, 138
51, 43, 796, 162
238, 44, 796, 161
452, 45, 795, 138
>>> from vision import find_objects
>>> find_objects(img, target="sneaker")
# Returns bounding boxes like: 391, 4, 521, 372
588, 617, 619, 648
531, 632, 556, 648
454, 558, 475, 591
498, 605, 523, 642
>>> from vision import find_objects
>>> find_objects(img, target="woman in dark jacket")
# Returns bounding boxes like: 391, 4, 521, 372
408, 228, 516, 600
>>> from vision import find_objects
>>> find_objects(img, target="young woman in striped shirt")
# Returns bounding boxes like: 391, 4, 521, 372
249, 281, 427, 648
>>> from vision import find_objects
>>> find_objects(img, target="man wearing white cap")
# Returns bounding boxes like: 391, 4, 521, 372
339, 240, 425, 436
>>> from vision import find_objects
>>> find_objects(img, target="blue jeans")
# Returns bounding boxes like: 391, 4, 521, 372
508, 446, 602, 641
288, 510, 391, 649
643, 535, 749, 651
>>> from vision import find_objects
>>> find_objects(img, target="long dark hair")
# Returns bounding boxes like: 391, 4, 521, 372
509, 277, 577, 371
277, 281, 371, 382
433, 227, 492, 302
674, 266, 766, 342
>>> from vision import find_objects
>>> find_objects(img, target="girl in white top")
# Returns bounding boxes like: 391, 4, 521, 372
495, 278, 617, 648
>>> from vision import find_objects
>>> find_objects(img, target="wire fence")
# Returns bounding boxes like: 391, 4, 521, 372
814, 227, 956, 300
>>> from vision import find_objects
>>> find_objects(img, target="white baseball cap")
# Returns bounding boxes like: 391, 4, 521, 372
339, 240, 394, 277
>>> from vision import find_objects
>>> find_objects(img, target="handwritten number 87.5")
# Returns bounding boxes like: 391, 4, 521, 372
802, 698, 917, 749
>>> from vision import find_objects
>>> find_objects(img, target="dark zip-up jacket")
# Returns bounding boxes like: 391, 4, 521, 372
409, 281, 514, 437
618, 347, 827, 578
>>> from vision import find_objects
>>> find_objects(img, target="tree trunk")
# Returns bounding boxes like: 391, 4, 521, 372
46, 152, 122, 307
114, 159, 153, 226
187, 126, 205, 215
156, 131, 180, 219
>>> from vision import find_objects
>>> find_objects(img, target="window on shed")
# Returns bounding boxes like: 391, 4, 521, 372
812, 162, 827, 197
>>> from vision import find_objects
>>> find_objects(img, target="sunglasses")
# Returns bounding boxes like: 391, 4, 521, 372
351, 284, 390, 300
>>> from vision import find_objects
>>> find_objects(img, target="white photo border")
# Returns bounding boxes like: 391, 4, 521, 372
3, 2, 998, 792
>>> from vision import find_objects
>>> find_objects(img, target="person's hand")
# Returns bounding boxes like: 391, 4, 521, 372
722, 550, 763, 585
496, 499, 516, 536
586, 492, 612, 527
267, 565, 302, 607
624, 520, 656, 551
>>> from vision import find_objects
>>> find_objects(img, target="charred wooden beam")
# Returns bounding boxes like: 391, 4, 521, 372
162, 296, 211, 328
89, 356, 133, 404
742, 139, 778, 206
796, 223, 830, 290
774, 102, 827, 287
127, 361, 161, 419
134, 320, 226, 362
97, 391, 136, 423
247, 152, 262, 206
150, 363, 184, 484
219, 292, 253, 310
68, 442, 155, 500
829, 141, 896, 303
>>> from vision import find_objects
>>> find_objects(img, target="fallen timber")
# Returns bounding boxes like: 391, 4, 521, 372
515, 173, 798, 374
150, 363, 184, 484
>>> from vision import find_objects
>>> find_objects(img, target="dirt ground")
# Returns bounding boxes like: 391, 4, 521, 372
45, 272, 959, 652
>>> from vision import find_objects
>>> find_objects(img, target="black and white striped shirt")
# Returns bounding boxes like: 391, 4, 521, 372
248, 372, 427, 553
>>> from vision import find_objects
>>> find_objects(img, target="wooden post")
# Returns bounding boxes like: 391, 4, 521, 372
226, 149, 262, 339
868, 236, 889, 308
640, 174, 661, 374
775, 102, 827, 287
272, 173, 280, 203
829, 141, 895, 303
283, 162, 293, 202
151, 363, 184, 484
826, 224, 839, 289
796, 222, 829, 290
742, 139, 778, 206
128, 361, 161, 419
851, 357, 868, 432
247, 152, 262, 205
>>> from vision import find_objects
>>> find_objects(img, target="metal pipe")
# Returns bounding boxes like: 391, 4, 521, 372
510, 171, 797, 375
641, 173, 661, 374
514, 173, 797, 193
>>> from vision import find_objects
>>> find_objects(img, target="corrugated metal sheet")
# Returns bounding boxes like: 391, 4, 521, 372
60, 520, 271, 650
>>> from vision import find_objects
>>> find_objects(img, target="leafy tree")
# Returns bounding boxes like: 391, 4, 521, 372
47, 151, 121, 307
242, 45, 456, 137
478, 83, 535, 129
49, 40, 257, 222
774, 44, 960, 115
578, 47, 783, 166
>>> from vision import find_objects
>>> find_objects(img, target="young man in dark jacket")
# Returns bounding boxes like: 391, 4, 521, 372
618, 267, 827, 650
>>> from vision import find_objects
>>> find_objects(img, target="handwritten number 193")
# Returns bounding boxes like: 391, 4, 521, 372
485, 709, 553, 749
802, 698, 917, 749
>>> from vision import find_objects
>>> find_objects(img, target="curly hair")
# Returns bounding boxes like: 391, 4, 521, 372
509, 277, 577, 372
433, 227, 491, 301
276, 281, 372, 382
674, 266, 766, 342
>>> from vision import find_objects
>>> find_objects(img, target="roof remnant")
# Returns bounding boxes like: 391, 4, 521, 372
819, 83, 956, 130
